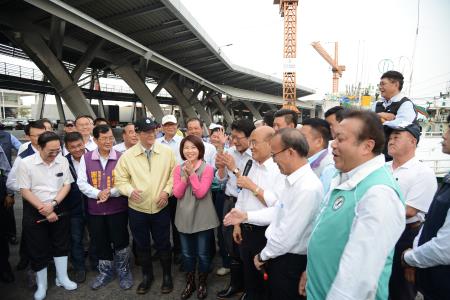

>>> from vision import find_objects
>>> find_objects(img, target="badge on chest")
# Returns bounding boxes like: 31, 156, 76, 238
333, 196, 345, 211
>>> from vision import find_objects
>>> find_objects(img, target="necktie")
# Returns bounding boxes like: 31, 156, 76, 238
145, 149, 152, 160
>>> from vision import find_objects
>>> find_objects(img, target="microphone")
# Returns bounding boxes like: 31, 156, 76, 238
237, 160, 253, 192
35, 212, 68, 224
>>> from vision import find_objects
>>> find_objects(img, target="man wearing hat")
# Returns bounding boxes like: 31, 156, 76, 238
63, 120, 76, 134
386, 122, 437, 300
156, 115, 182, 264
115, 117, 176, 295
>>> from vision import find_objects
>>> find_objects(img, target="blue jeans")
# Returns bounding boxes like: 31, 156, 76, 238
213, 190, 231, 268
179, 229, 213, 273
70, 214, 97, 271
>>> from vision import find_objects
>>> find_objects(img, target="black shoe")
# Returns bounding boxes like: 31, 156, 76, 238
160, 252, 173, 294
73, 270, 86, 283
16, 258, 29, 271
8, 236, 18, 245
216, 260, 244, 299
136, 274, 154, 294
0, 265, 15, 283
238, 292, 247, 300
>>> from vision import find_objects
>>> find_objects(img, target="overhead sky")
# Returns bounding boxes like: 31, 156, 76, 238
180, 0, 450, 99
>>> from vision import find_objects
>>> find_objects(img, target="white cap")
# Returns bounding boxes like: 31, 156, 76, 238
209, 123, 223, 130
162, 115, 177, 125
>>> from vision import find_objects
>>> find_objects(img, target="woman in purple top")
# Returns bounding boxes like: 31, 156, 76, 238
173, 135, 219, 299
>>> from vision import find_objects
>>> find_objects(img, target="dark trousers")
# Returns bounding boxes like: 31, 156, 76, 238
389, 225, 420, 300
128, 206, 171, 254
240, 224, 269, 300
0, 196, 11, 273
213, 190, 230, 268
222, 196, 240, 259
179, 229, 213, 273
266, 254, 306, 300
23, 201, 70, 272
88, 211, 129, 261
168, 195, 181, 253
70, 213, 98, 271
5, 206, 16, 238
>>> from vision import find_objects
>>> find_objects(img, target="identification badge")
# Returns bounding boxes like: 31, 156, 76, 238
56, 172, 63, 177
333, 196, 345, 211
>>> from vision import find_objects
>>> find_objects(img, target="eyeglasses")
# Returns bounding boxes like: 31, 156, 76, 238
47, 149, 61, 155
97, 137, 115, 142
230, 135, 247, 142
249, 140, 266, 147
271, 148, 288, 158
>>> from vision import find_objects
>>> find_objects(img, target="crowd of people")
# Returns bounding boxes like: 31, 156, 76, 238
0, 70, 449, 300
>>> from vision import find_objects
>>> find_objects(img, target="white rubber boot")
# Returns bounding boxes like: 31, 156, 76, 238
34, 268, 47, 300
54, 256, 77, 290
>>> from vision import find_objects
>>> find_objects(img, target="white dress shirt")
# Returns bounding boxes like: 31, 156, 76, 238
216, 147, 252, 198
156, 135, 183, 164
258, 163, 323, 260
17, 152, 73, 203
77, 150, 120, 199
371, 93, 417, 127
235, 157, 284, 219
404, 208, 450, 267
203, 141, 217, 167
7, 144, 38, 192
323, 155, 405, 300
387, 157, 437, 223
113, 142, 127, 153
85, 136, 97, 152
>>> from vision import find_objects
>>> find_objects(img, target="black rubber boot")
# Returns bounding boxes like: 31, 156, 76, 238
216, 259, 244, 299
136, 250, 154, 295
159, 251, 173, 294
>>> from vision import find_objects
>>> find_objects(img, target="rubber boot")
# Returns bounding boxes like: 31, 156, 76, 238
114, 247, 133, 290
90, 260, 114, 290
34, 268, 47, 300
197, 272, 208, 299
216, 259, 244, 299
54, 256, 77, 290
136, 250, 154, 294
160, 251, 173, 293
181, 271, 196, 299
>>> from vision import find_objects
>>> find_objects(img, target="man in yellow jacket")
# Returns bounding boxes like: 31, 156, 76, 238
115, 117, 175, 295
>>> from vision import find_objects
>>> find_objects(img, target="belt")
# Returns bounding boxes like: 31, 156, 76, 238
406, 221, 422, 229
240, 223, 267, 232
227, 196, 237, 203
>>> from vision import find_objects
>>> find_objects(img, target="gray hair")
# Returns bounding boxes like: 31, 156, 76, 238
277, 128, 309, 158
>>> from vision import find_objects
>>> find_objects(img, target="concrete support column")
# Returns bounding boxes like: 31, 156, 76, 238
98, 99, 106, 118
182, 86, 212, 125
113, 64, 164, 122
35, 94, 45, 119
9, 31, 95, 117
163, 80, 197, 120
211, 95, 233, 125
55, 94, 66, 123
242, 100, 262, 120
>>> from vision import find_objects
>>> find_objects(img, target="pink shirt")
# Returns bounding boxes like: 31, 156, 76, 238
173, 161, 214, 199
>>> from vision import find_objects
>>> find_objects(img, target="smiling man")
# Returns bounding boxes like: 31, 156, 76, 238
306, 110, 404, 300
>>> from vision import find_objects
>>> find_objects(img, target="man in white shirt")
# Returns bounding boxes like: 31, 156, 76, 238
215, 119, 255, 299
401, 115, 450, 300
17, 131, 76, 300
272, 109, 298, 132
75, 115, 97, 152
232, 126, 284, 300
186, 117, 216, 166
113, 123, 138, 153
386, 122, 437, 300
305, 110, 404, 300
224, 128, 323, 300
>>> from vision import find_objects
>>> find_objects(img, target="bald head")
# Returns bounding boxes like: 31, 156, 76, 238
249, 126, 275, 163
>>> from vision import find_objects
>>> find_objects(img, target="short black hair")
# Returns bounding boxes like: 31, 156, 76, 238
37, 131, 61, 149
341, 109, 385, 155
186, 117, 203, 128
28, 120, 46, 135
324, 106, 344, 121
64, 131, 83, 145
40, 118, 52, 127
263, 110, 277, 127
210, 127, 222, 135
274, 109, 298, 126
93, 124, 112, 139
302, 118, 332, 149
277, 128, 309, 157
231, 119, 256, 138
94, 117, 109, 126
381, 70, 404, 91
122, 123, 135, 135
180, 135, 205, 161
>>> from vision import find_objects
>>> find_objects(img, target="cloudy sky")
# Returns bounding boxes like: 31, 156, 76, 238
180, 0, 450, 99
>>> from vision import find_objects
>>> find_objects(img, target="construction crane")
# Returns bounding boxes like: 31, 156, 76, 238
311, 41, 346, 94
274, 0, 299, 113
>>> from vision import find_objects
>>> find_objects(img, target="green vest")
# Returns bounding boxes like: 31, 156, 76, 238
307, 166, 403, 300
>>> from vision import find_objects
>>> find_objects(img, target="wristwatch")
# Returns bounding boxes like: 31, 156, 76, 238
253, 187, 260, 196
51, 200, 58, 208
257, 253, 267, 263
232, 168, 240, 175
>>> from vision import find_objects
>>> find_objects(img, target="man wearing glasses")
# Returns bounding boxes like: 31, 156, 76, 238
215, 119, 255, 299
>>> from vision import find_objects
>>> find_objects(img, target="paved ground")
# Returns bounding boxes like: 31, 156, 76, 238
0, 198, 233, 300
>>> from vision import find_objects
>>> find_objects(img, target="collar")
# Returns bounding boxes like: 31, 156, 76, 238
334, 155, 386, 191
286, 163, 312, 186
308, 149, 328, 166
388, 156, 419, 171
254, 156, 274, 169
161, 135, 181, 143
33, 152, 63, 165
132, 142, 158, 157
91, 148, 118, 161
230, 146, 252, 158
381, 93, 402, 104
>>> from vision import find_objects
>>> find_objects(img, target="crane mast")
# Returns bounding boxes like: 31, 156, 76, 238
311, 41, 346, 94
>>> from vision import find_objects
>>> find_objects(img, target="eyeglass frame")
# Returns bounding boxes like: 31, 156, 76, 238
271, 147, 289, 158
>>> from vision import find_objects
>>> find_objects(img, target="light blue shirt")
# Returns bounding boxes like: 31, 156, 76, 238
308, 149, 336, 195
156, 135, 182, 164
371, 93, 417, 127
10, 134, 22, 150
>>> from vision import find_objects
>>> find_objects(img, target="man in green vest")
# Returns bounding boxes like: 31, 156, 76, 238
305, 110, 405, 300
